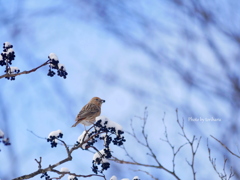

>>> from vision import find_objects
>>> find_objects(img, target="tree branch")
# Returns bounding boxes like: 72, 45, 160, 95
160, 112, 188, 173
111, 108, 182, 180
111, 156, 181, 180
210, 135, 240, 159
176, 109, 201, 180
0, 60, 49, 79
207, 139, 235, 180
13, 129, 108, 180
131, 169, 158, 180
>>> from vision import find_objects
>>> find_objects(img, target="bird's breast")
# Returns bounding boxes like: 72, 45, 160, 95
80, 119, 95, 126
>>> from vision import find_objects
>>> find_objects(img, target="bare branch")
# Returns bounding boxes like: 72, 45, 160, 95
131, 169, 159, 180
111, 156, 181, 180
210, 135, 240, 159
13, 128, 109, 180
111, 108, 182, 180
160, 112, 188, 173
27, 129, 47, 140
0, 60, 49, 79
49, 169, 106, 180
121, 145, 138, 163
126, 118, 147, 147
176, 109, 201, 180
207, 139, 235, 180
35, 157, 42, 169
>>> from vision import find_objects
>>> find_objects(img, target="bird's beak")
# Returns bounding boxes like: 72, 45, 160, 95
101, 99, 105, 103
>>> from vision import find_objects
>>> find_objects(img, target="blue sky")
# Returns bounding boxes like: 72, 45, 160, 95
0, 1, 239, 180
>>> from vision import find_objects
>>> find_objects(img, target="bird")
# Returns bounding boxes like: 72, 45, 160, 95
72, 97, 105, 128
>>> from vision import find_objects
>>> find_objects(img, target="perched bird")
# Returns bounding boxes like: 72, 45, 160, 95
72, 97, 105, 128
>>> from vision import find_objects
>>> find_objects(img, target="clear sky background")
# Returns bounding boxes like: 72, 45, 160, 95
0, 0, 240, 180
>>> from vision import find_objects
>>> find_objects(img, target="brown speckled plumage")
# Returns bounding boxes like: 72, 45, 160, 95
72, 97, 105, 127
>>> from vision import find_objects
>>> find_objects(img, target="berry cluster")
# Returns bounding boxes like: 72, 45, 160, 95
68, 176, 78, 180
82, 119, 126, 174
92, 147, 111, 174
45, 118, 125, 177
47, 53, 68, 79
1, 138, 11, 146
0, 42, 19, 80
40, 172, 50, 180
0, 42, 15, 66
95, 119, 126, 147
47, 131, 63, 148
0, 42, 68, 80
0, 130, 11, 151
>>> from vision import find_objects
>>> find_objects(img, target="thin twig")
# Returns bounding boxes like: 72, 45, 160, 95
35, 157, 42, 169
121, 144, 137, 163
27, 129, 47, 140
160, 113, 188, 173
111, 156, 181, 180
14, 127, 108, 180
50, 169, 106, 180
111, 108, 181, 180
176, 109, 201, 180
0, 60, 49, 79
207, 139, 235, 180
131, 169, 159, 180
210, 135, 240, 159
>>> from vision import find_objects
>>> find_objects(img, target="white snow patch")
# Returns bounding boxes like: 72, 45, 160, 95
93, 149, 109, 163
4, 42, 11, 48
8, 67, 20, 74
48, 130, 62, 138
96, 116, 123, 135
110, 176, 117, 180
77, 131, 90, 149
100, 133, 110, 146
7, 48, 14, 53
1, 48, 14, 55
49, 53, 59, 61
132, 176, 140, 180
100, 133, 107, 138
58, 63, 66, 71
60, 167, 70, 172
0, 54, 3, 61
0, 129, 4, 138
68, 175, 76, 180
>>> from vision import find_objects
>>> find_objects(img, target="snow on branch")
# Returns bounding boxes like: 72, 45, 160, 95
0, 129, 11, 151
0, 42, 68, 80
110, 175, 140, 180
13, 116, 125, 180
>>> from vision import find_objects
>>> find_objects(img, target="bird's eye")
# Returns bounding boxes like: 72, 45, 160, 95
95, 98, 98, 101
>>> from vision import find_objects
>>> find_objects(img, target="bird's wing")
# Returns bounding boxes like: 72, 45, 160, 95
75, 103, 100, 121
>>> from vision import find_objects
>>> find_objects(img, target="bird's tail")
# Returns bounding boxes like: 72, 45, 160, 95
71, 122, 78, 127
